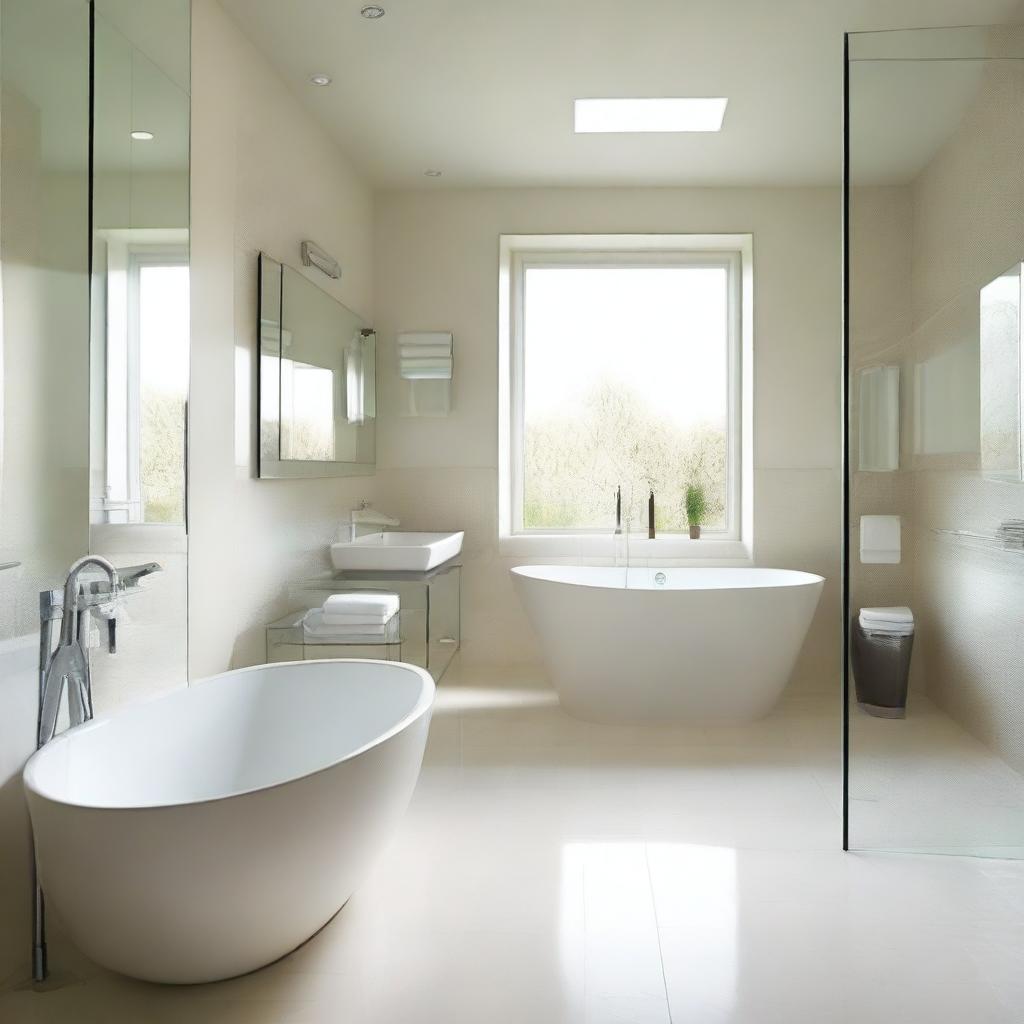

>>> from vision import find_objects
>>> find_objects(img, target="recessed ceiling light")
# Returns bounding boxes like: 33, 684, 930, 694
573, 97, 728, 133
360, 4, 385, 18
130, 130, 155, 141
424, 169, 442, 177
309, 73, 332, 87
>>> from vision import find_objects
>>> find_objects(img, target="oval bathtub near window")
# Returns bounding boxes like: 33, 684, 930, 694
511, 565, 824, 723
23, 659, 434, 984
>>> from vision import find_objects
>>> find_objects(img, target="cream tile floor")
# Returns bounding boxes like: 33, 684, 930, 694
850, 692, 1024, 857
3, 662, 1024, 1023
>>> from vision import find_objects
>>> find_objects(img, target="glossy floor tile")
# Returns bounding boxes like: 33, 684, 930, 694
3, 662, 1024, 1023
850, 692, 1024, 856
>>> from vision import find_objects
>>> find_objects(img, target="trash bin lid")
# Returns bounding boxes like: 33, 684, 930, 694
859, 606, 914, 634
859, 606, 913, 625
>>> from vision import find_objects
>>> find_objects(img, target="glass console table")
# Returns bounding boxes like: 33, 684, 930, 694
266, 559, 461, 682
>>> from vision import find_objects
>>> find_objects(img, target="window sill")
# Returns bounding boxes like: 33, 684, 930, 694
498, 534, 753, 565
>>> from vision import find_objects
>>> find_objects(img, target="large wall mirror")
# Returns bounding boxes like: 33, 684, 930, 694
89, 0, 190, 701
858, 365, 900, 472
258, 253, 376, 479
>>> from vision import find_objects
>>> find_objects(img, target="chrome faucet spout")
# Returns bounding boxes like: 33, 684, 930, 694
58, 556, 119, 646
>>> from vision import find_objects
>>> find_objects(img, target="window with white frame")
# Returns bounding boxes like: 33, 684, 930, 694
499, 235, 751, 543
100, 233, 189, 525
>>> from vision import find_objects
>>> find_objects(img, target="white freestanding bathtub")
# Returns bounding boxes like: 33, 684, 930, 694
512, 566, 824, 723
22, 659, 434, 984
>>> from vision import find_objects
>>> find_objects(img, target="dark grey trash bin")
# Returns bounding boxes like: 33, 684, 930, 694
852, 607, 914, 718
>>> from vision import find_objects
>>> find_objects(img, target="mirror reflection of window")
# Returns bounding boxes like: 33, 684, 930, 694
981, 263, 1023, 482
138, 262, 189, 522
280, 359, 336, 460
101, 236, 189, 525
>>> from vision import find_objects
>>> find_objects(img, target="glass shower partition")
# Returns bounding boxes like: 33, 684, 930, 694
845, 25, 1024, 856
0, 0, 190, 985
0, 0, 92, 980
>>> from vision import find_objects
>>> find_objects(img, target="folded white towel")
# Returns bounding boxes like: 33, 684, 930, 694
323, 593, 399, 617
303, 609, 393, 641
399, 344, 451, 359
322, 612, 396, 626
401, 365, 453, 381
401, 356, 451, 369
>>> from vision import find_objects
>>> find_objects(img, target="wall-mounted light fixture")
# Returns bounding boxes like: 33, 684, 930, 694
300, 240, 342, 280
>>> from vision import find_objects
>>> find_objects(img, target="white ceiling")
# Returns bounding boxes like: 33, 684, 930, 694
221, 0, 1024, 189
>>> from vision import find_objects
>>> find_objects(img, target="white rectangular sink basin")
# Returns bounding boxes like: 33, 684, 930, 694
330, 531, 464, 572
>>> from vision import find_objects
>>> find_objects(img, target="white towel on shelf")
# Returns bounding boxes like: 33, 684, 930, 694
323, 592, 399, 618
302, 609, 392, 641
399, 344, 451, 359
321, 612, 397, 626
399, 332, 453, 382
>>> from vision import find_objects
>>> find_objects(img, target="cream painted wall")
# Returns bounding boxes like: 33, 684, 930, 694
373, 188, 841, 690
188, 0, 377, 678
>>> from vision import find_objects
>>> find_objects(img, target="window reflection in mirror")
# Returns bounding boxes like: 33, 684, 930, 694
98, 233, 188, 523
981, 262, 1023, 482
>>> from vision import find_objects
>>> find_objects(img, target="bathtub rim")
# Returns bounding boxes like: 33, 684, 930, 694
510, 564, 826, 593
23, 658, 435, 814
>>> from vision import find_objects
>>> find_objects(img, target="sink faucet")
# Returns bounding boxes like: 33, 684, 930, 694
345, 500, 400, 542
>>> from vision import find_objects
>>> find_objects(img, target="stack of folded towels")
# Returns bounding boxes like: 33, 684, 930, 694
858, 606, 914, 637
303, 592, 400, 643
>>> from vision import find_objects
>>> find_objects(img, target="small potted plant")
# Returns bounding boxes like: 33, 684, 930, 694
685, 484, 706, 540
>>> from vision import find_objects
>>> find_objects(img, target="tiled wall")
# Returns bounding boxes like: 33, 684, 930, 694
852, 59, 1024, 775
373, 188, 842, 690
907, 60, 1024, 773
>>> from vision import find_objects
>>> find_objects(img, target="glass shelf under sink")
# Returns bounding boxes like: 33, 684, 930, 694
266, 608, 402, 663
266, 561, 461, 681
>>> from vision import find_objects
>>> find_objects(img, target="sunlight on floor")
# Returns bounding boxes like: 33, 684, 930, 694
3, 661, 1024, 1023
